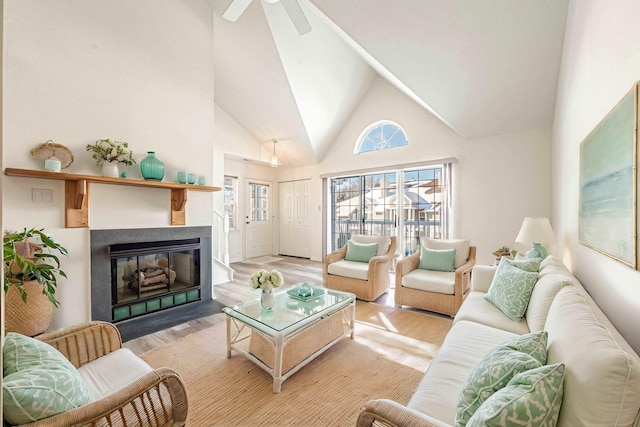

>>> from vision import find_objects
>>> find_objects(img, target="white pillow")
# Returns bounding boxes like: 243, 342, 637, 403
422, 237, 470, 269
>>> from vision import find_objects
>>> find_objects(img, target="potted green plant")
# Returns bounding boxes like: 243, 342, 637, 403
3, 227, 68, 336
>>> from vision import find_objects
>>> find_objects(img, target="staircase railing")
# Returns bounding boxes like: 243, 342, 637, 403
213, 208, 230, 266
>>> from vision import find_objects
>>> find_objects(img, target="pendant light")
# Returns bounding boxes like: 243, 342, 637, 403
271, 139, 279, 168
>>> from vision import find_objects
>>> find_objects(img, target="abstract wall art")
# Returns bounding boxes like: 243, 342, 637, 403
579, 82, 637, 268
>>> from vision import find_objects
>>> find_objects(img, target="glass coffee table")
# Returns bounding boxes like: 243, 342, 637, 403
224, 286, 356, 392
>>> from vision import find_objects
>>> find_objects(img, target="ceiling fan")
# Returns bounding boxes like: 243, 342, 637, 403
222, 0, 312, 35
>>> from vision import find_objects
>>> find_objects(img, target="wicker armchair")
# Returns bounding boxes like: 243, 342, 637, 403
395, 243, 476, 317
323, 235, 396, 301
15, 321, 188, 427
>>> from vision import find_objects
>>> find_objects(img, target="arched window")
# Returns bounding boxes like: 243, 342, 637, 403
355, 120, 408, 153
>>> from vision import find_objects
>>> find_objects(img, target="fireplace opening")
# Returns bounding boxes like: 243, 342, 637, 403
109, 238, 201, 322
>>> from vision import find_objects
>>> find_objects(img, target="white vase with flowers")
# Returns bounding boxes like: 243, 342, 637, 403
250, 269, 284, 310
86, 138, 136, 177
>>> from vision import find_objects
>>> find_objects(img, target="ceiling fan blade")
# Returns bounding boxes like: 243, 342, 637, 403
222, 0, 253, 22
280, 0, 311, 35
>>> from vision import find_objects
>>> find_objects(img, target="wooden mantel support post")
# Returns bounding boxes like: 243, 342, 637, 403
171, 188, 187, 226
65, 180, 89, 228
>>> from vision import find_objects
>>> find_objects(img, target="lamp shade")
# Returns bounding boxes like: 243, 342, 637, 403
515, 217, 555, 244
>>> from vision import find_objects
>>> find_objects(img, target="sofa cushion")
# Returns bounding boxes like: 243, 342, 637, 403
537, 256, 582, 286
486, 259, 538, 321
524, 274, 572, 332
78, 348, 153, 400
418, 247, 456, 272
402, 269, 455, 295
345, 240, 378, 263
545, 286, 640, 426
453, 292, 530, 335
455, 331, 548, 426
408, 321, 518, 425
351, 234, 391, 256
327, 259, 369, 281
422, 238, 470, 269
2, 333, 92, 425
467, 363, 565, 427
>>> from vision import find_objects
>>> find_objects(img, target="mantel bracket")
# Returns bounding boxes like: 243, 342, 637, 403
171, 188, 187, 226
65, 180, 89, 228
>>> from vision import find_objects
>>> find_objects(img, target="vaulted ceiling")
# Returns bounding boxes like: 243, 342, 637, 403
212, 0, 568, 167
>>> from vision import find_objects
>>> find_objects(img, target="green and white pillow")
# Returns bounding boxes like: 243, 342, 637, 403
466, 363, 565, 427
3, 333, 92, 425
344, 240, 378, 263
455, 332, 548, 427
505, 257, 541, 273
486, 258, 539, 321
418, 247, 456, 272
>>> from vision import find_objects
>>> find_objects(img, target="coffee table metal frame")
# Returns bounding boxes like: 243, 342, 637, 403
224, 287, 356, 392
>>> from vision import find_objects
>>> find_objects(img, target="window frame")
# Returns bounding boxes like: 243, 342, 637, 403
223, 176, 238, 231
354, 120, 408, 154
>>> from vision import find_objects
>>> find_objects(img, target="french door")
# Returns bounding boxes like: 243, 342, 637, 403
329, 165, 448, 255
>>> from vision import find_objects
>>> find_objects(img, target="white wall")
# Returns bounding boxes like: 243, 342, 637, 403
278, 77, 552, 263
2, 0, 216, 330
552, 0, 640, 353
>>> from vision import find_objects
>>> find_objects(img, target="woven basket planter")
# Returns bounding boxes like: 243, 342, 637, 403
5, 280, 54, 336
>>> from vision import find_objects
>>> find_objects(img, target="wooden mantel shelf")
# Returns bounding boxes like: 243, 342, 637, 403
4, 168, 222, 228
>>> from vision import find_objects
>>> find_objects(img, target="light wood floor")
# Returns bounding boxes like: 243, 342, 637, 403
124, 255, 397, 354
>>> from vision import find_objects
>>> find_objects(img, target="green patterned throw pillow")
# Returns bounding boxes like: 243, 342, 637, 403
505, 257, 541, 272
344, 240, 378, 263
466, 363, 565, 427
455, 332, 548, 427
486, 258, 539, 321
2, 333, 92, 425
418, 246, 456, 272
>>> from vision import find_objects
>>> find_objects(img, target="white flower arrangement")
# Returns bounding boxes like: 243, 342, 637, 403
249, 269, 284, 292
86, 138, 136, 166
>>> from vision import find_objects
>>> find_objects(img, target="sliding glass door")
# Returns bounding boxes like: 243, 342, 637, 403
329, 165, 449, 256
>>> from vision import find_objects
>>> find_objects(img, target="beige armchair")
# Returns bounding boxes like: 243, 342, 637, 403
13, 321, 189, 427
395, 239, 476, 317
323, 235, 397, 301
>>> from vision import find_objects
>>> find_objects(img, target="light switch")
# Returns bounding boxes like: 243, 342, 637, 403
32, 188, 42, 202
32, 188, 53, 203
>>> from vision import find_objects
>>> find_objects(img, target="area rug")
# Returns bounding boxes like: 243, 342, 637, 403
140, 302, 452, 426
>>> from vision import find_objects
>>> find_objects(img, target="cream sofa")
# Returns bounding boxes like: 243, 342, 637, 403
358, 256, 640, 427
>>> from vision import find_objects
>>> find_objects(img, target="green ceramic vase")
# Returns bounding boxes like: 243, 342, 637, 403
140, 151, 164, 181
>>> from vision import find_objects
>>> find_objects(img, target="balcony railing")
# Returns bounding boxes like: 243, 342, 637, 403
331, 219, 441, 255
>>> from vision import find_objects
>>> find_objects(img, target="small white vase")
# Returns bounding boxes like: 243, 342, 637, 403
261, 289, 275, 310
102, 161, 120, 178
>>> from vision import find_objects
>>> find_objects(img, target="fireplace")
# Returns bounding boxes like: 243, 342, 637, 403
91, 227, 212, 324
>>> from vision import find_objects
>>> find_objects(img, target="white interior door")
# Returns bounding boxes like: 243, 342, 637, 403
294, 180, 310, 257
245, 179, 273, 259
279, 181, 295, 256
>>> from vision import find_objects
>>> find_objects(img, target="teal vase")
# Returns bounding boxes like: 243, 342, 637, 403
140, 152, 164, 181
